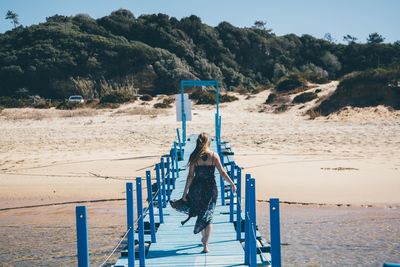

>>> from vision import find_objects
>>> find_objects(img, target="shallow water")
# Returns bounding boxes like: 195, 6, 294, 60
257, 203, 400, 267
0, 202, 399, 266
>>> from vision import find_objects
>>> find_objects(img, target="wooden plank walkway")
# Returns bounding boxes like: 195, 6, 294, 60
114, 134, 267, 266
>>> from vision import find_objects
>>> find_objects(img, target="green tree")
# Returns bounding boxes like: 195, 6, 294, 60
5, 10, 20, 28
343, 34, 358, 44
367, 32, 385, 44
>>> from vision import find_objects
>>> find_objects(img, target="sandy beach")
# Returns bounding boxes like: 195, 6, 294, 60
1, 82, 400, 266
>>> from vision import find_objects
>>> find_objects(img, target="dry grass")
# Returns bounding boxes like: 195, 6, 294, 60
0, 108, 98, 120
305, 108, 321, 119
111, 107, 160, 116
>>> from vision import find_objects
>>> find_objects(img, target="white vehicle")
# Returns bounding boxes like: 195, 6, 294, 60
68, 95, 84, 104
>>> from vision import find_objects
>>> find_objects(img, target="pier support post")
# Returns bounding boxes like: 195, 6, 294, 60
160, 157, 166, 208
229, 161, 235, 222
220, 175, 225, 206
174, 142, 179, 178
155, 164, 164, 224
76, 206, 89, 267
236, 167, 242, 241
136, 178, 146, 266
270, 198, 282, 267
146, 170, 156, 243
249, 178, 257, 267
229, 186, 234, 222
244, 173, 251, 265
176, 128, 183, 159
166, 156, 171, 202
170, 149, 176, 189
126, 183, 135, 267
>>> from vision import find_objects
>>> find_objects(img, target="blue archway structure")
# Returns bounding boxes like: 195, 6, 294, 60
180, 80, 222, 161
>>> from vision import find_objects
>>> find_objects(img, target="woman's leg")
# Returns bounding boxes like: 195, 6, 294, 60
202, 224, 212, 252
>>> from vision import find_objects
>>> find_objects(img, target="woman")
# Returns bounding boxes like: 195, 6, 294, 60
170, 132, 237, 253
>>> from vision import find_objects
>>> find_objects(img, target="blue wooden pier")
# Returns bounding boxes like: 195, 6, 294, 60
75, 80, 283, 267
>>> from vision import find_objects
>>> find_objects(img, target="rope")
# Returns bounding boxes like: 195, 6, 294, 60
98, 227, 131, 267
245, 212, 265, 256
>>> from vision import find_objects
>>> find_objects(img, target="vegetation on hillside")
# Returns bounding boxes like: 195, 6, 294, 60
0, 9, 399, 101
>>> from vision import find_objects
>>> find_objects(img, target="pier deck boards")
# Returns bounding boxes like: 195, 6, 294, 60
114, 134, 257, 267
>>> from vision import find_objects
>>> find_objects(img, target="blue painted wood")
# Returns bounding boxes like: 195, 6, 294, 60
176, 128, 183, 158
181, 80, 219, 144
219, 174, 225, 206
384, 263, 400, 267
170, 150, 176, 189
244, 173, 251, 265
249, 178, 257, 267
145, 170, 156, 243
126, 182, 135, 267
229, 186, 234, 222
160, 157, 166, 208
236, 167, 242, 241
173, 142, 179, 178
166, 156, 171, 202
136, 178, 146, 266
155, 164, 163, 224
270, 198, 282, 267
114, 133, 271, 267
75, 206, 89, 267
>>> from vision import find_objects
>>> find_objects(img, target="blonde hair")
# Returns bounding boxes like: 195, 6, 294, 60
188, 132, 210, 167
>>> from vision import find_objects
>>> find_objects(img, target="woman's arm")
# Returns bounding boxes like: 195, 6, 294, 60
214, 154, 237, 192
182, 163, 195, 200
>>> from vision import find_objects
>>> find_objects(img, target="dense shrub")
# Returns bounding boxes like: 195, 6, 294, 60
276, 75, 307, 92
292, 92, 318, 104
265, 93, 277, 104
154, 97, 174, 108
316, 68, 400, 115
220, 94, 238, 103
140, 94, 153, 101
100, 91, 136, 104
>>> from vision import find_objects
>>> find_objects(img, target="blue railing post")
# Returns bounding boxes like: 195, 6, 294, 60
244, 173, 251, 265
215, 113, 219, 146
229, 186, 234, 222
229, 161, 235, 222
236, 167, 242, 241
166, 156, 171, 202
75, 206, 89, 267
270, 198, 282, 267
173, 142, 179, 178
160, 157, 166, 208
249, 178, 257, 267
145, 170, 156, 243
126, 182, 135, 267
219, 175, 225, 206
136, 178, 145, 266
176, 128, 183, 159
170, 149, 176, 189
155, 164, 164, 224
383, 263, 400, 267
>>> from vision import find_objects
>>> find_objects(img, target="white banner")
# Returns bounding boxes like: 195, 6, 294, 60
175, 93, 192, 121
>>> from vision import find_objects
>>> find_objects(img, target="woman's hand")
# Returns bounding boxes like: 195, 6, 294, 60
232, 184, 237, 193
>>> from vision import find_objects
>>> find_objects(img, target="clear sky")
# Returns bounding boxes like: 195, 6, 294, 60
0, 0, 399, 43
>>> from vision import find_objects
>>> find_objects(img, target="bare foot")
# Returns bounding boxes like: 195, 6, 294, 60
202, 244, 209, 253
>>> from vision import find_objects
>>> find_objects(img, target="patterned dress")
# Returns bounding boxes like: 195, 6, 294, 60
170, 153, 219, 234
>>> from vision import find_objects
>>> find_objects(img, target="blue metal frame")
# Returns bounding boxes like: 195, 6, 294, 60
180, 80, 220, 145
146, 170, 156, 243
270, 198, 282, 267
76, 206, 89, 267
236, 167, 242, 241
155, 164, 164, 224
136, 177, 146, 266
126, 183, 135, 267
